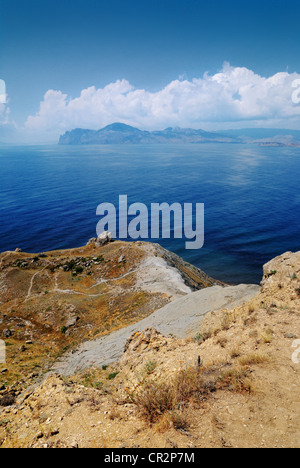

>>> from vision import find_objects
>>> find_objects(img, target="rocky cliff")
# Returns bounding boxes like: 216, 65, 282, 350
0, 237, 222, 390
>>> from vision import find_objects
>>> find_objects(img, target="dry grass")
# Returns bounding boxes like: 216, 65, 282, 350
229, 345, 241, 359
155, 410, 189, 433
130, 349, 271, 425
221, 312, 233, 331
131, 367, 216, 423
238, 353, 270, 366
109, 405, 122, 421
216, 336, 228, 348
130, 358, 262, 425
218, 367, 254, 393
260, 329, 274, 344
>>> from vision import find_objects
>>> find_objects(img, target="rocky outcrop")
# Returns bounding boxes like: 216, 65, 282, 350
87, 231, 113, 247
261, 251, 300, 292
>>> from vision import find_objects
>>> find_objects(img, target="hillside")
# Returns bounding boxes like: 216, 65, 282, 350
0, 239, 299, 448
58, 123, 300, 146
0, 237, 222, 391
58, 123, 237, 145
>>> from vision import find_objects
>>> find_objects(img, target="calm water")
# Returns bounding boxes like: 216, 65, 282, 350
0, 144, 299, 284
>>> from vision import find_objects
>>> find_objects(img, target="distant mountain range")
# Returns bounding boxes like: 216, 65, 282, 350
58, 123, 300, 146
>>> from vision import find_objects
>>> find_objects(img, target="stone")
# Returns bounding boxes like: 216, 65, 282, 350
87, 238, 97, 245
285, 332, 297, 339
95, 231, 113, 247
2, 329, 13, 338
65, 316, 79, 329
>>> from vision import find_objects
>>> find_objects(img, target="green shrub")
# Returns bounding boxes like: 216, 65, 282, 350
107, 372, 119, 380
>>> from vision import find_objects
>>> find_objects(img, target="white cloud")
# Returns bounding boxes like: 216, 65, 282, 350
0, 79, 6, 105
24, 63, 300, 138
0, 79, 10, 128
0, 83, 20, 142
0, 103, 5, 120
0, 79, 14, 130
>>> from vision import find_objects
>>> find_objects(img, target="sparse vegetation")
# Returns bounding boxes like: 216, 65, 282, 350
144, 360, 157, 375
0, 244, 299, 448
107, 372, 119, 380
130, 362, 258, 424
216, 336, 228, 348
218, 367, 254, 393
131, 367, 211, 423
238, 353, 270, 366
193, 332, 211, 343
261, 329, 274, 343
229, 346, 241, 359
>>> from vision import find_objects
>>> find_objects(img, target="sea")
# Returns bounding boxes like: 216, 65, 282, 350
0, 143, 299, 284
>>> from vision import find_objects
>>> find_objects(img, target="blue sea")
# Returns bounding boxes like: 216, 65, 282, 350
0, 143, 299, 284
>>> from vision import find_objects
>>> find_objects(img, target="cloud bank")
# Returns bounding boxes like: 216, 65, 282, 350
0, 80, 9, 124
0, 80, 17, 143
18, 63, 300, 139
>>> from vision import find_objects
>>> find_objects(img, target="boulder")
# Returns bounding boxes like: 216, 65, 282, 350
95, 231, 113, 247
65, 315, 79, 329
2, 329, 13, 338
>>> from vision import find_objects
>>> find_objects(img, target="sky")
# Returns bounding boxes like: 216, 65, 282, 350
1, 0, 300, 143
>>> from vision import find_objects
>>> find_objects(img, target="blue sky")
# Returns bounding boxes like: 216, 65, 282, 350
1, 0, 300, 142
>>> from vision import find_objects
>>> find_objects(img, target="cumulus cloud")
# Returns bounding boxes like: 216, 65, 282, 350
0, 79, 15, 133
24, 63, 300, 137
0, 79, 6, 105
